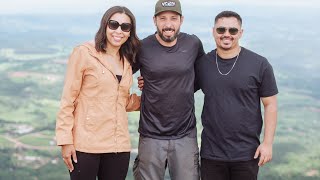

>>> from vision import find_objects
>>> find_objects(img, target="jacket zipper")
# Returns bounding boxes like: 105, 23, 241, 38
98, 60, 120, 152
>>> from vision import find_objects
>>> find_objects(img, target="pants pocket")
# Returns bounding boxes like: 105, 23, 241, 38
133, 155, 142, 180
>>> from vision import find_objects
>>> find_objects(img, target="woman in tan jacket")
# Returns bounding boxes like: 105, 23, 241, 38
55, 6, 140, 180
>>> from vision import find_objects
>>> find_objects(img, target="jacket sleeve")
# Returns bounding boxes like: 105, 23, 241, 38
55, 47, 87, 146
125, 93, 141, 112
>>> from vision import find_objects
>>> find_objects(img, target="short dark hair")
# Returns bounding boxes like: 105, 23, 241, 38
95, 6, 140, 64
214, 11, 242, 26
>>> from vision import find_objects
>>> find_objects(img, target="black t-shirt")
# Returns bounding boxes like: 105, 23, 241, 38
195, 47, 278, 161
133, 32, 205, 139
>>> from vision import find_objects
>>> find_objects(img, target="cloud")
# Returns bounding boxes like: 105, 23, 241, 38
0, 0, 318, 14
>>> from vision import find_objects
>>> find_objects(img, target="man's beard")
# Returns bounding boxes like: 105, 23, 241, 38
157, 27, 180, 42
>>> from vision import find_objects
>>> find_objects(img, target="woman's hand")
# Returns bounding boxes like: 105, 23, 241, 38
61, 144, 78, 172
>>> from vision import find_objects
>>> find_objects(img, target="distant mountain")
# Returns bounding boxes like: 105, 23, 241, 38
0, 7, 319, 179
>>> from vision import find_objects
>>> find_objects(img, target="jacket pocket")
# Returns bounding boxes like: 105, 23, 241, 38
84, 99, 113, 131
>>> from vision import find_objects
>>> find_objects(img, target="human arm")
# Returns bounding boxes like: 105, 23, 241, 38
194, 36, 205, 92
56, 47, 87, 171
196, 37, 205, 59
132, 57, 141, 74
126, 93, 141, 111
137, 76, 144, 91
254, 95, 278, 166
194, 60, 201, 93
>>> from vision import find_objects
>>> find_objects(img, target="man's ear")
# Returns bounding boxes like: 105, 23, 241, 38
153, 16, 157, 26
239, 29, 244, 39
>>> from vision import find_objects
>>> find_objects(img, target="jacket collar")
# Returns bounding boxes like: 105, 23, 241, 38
82, 41, 130, 78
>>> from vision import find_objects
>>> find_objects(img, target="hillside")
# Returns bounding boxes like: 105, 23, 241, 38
0, 9, 319, 179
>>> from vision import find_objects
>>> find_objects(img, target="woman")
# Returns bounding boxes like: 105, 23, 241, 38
55, 6, 140, 180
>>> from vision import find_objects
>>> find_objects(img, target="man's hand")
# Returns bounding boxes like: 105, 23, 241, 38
138, 76, 144, 90
254, 142, 273, 166
61, 144, 77, 172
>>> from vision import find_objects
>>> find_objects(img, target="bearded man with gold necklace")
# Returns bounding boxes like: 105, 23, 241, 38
195, 11, 278, 180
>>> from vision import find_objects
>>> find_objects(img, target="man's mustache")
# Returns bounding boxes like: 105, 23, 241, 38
163, 27, 175, 31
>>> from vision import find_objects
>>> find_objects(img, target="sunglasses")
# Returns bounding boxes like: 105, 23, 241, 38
107, 20, 132, 32
216, 27, 239, 35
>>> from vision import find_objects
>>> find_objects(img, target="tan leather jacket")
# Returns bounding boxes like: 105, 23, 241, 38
56, 42, 140, 153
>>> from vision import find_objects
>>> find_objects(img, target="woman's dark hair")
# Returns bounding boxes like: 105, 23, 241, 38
95, 6, 140, 64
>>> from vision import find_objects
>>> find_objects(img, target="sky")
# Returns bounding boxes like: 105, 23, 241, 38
0, 0, 319, 14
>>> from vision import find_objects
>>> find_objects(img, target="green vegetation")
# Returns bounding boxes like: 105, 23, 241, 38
0, 136, 14, 148
18, 134, 53, 146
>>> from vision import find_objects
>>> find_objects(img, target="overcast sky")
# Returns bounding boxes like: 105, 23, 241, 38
0, 0, 318, 14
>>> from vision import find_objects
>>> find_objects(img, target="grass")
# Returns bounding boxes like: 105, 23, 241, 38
0, 136, 14, 148
0, 96, 59, 128
18, 134, 54, 147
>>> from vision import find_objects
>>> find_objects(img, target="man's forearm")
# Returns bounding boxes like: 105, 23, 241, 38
263, 101, 277, 145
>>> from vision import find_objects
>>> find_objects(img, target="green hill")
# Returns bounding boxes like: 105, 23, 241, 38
0, 10, 319, 179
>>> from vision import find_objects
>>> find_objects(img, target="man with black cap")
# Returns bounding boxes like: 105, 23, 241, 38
132, 0, 204, 179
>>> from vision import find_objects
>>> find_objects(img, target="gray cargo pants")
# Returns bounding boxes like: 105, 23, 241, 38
133, 133, 200, 180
